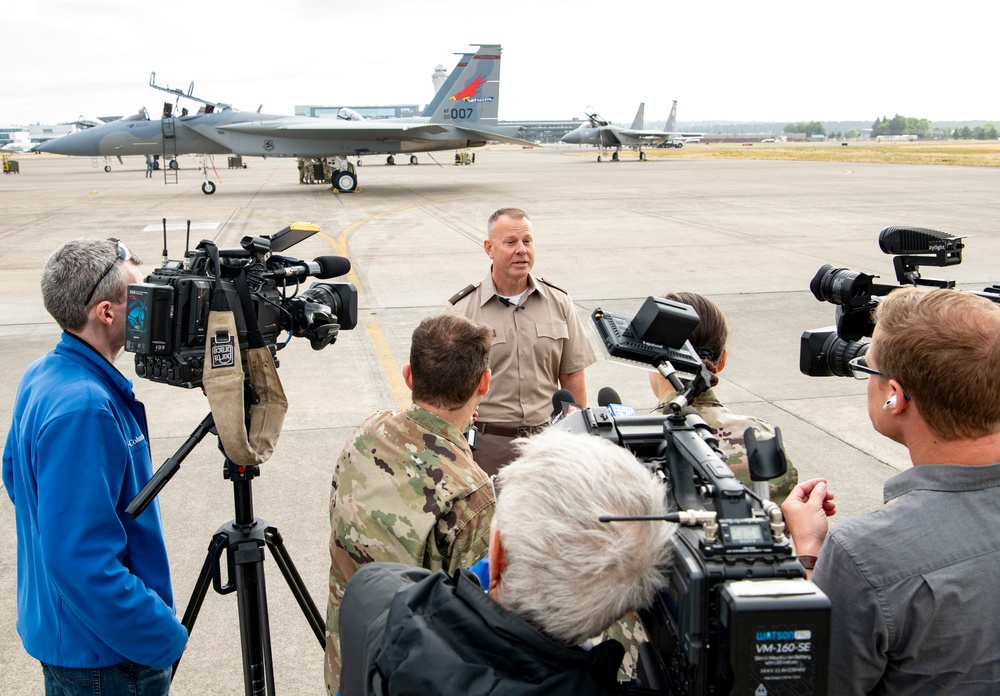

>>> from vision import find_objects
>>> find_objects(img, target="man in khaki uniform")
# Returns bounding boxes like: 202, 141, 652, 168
448, 207, 596, 475
324, 313, 495, 694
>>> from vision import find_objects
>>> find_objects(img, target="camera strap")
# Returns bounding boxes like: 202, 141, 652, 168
200, 242, 288, 465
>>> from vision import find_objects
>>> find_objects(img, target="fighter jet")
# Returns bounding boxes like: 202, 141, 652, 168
560, 101, 703, 162
0, 141, 37, 154
37, 44, 532, 194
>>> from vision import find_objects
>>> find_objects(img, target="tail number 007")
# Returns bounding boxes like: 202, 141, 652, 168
442, 107, 475, 120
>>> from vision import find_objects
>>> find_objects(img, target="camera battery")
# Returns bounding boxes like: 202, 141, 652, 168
126, 283, 174, 355
629, 296, 700, 348
718, 579, 831, 696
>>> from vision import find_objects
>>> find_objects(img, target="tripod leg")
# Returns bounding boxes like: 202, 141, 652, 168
265, 526, 326, 647
173, 532, 228, 678
234, 539, 276, 696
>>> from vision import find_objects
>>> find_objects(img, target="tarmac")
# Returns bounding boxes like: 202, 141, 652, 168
2, 147, 999, 694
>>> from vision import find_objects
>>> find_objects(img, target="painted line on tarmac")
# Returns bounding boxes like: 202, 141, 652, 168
315, 197, 476, 410
364, 318, 410, 410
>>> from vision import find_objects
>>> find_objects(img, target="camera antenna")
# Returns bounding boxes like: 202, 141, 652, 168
161, 217, 169, 265
184, 220, 192, 269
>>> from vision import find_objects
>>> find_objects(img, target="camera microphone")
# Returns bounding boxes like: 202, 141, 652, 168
550, 388, 581, 422
265, 256, 352, 282
598, 386, 637, 417
597, 387, 622, 407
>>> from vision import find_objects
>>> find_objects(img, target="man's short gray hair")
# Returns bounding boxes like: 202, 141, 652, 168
41, 238, 143, 331
494, 428, 674, 645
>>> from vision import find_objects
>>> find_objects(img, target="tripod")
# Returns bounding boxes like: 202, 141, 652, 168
127, 412, 326, 696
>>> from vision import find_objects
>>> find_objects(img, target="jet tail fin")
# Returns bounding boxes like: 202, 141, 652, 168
421, 50, 476, 117
630, 103, 645, 130
426, 44, 503, 128
665, 100, 678, 132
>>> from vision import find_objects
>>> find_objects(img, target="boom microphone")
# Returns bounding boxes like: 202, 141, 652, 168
265, 256, 351, 282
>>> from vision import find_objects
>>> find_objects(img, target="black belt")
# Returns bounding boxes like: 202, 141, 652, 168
477, 422, 547, 438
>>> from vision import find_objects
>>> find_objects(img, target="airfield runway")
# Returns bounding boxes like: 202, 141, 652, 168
2, 148, 999, 694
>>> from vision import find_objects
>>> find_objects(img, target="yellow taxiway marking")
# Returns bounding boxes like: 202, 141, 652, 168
319, 198, 474, 410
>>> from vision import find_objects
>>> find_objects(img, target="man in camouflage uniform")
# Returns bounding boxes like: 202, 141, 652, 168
297, 157, 307, 184
324, 313, 495, 694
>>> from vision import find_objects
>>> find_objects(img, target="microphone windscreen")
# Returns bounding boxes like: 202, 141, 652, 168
551, 388, 575, 414
314, 255, 351, 279
597, 387, 623, 408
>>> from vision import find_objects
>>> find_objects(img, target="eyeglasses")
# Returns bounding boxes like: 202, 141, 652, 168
847, 354, 881, 380
85, 239, 131, 306
848, 354, 911, 401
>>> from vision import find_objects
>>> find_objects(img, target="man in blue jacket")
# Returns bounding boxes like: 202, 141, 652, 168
3, 239, 188, 695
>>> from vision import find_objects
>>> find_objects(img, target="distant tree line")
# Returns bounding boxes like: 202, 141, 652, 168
952, 124, 998, 139
871, 115, 996, 140
784, 121, 826, 138
872, 115, 931, 137
782, 115, 998, 141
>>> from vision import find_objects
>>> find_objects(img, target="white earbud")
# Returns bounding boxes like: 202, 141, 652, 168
884, 395, 898, 410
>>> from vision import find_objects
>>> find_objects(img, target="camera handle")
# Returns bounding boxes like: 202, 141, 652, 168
126, 412, 325, 695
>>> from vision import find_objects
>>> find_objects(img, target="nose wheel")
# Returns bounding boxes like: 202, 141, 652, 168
332, 170, 358, 193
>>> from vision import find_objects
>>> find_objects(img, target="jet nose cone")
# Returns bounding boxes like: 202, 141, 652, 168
560, 130, 582, 144
35, 131, 94, 156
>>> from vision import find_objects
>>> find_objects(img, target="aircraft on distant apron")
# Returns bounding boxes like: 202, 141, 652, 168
560, 101, 703, 162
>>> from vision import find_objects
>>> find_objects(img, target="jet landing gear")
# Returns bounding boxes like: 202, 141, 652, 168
385, 154, 419, 166
329, 156, 359, 193
199, 155, 217, 195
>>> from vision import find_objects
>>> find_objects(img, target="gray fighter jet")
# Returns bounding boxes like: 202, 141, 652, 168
560, 100, 703, 162
37, 44, 530, 193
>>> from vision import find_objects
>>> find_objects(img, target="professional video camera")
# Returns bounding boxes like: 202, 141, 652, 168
800, 225, 1000, 377
551, 297, 830, 695
124, 221, 357, 388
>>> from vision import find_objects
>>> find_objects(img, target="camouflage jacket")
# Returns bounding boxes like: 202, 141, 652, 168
655, 387, 799, 504
324, 405, 495, 693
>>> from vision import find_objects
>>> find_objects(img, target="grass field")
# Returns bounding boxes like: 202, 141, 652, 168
640, 140, 1000, 166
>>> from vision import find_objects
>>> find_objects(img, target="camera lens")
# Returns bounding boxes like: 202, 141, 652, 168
824, 334, 869, 377
810, 264, 873, 306
800, 327, 869, 377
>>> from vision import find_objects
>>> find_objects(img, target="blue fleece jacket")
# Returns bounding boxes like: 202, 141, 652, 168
2, 332, 188, 669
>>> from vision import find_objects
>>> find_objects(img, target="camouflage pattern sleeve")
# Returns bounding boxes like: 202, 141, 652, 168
599, 610, 647, 682
435, 483, 495, 574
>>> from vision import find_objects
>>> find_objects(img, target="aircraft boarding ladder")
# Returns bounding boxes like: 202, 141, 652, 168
161, 118, 178, 185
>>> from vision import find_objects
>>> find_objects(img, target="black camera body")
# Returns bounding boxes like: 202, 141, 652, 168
583, 299, 831, 695
801, 226, 1000, 377
125, 223, 357, 388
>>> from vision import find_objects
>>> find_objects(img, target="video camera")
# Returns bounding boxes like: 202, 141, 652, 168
552, 297, 831, 695
800, 225, 1000, 377
124, 221, 357, 388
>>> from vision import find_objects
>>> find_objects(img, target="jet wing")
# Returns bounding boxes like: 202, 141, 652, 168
618, 128, 704, 144
618, 129, 674, 142
218, 119, 538, 147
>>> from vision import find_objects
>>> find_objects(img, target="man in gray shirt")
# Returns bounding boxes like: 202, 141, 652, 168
783, 286, 1000, 695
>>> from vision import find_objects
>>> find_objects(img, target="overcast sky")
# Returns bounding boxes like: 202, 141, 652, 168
6, 0, 998, 127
